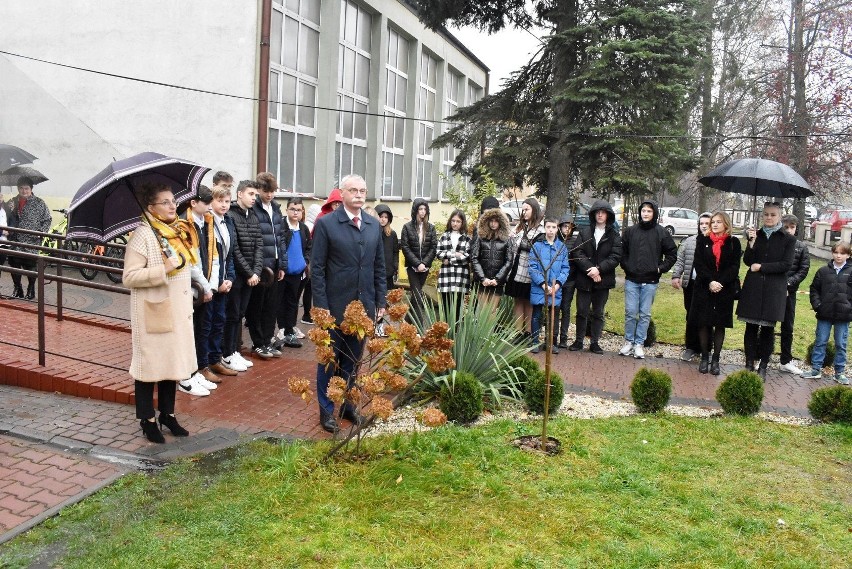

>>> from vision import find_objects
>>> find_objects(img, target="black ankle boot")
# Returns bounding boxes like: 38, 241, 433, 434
757, 361, 768, 380
699, 354, 710, 374
12, 283, 24, 298
140, 419, 165, 443
745, 359, 755, 372
710, 355, 720, 376
158, 414, 189, 436
25, 282, 35, 300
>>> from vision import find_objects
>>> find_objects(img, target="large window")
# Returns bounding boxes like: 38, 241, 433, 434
381, 27, 409, 198
440, 69, 462, 200
415, 52, 437, 198
268, 0, 320, 194
335, 0, 371, 185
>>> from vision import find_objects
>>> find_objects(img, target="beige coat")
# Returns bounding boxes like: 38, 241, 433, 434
123, 224, 197, 382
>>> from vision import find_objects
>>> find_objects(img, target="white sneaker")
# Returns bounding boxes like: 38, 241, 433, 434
178, 378, 210, 396
191, 372, 217, 390
221, 356, 247, 372
232, 351, 253, 368
633, 344, 645, 359
619, 342, 634, 356
780, 362, 804, 375
293, 326, 305, 339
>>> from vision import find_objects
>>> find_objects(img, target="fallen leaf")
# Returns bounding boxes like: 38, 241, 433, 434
396, 475, 403, 484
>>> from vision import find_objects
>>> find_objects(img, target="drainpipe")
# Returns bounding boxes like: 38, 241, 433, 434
480, 72, 489, 164
257, 0, 272, 172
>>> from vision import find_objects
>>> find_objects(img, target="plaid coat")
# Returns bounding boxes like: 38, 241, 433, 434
436, 231, 471, 293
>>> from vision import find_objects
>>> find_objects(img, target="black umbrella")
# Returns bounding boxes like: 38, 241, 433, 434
698, 158, 813, 199
0, 165, 48, 186
0, 144, 38, 172
66, 152, 210, 243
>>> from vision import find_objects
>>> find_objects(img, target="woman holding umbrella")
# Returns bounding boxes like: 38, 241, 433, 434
7, 176, 52, 299
123, 182, 198, 443
735, 201, 796, 379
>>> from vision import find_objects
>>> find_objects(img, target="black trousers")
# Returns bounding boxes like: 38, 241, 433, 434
554, 280, 577, 343
780, 290, 797, 364
406, 268, 429, 325
301, 277, 312, 321
744, 322, 776, 365
224, 277, 254, 356
683, 282, 701, 353
575, 288, 610, 345
8, 256, 35, 288
134, 380, 176, 420
246, 278, 280, 348
277, 273, 305, 334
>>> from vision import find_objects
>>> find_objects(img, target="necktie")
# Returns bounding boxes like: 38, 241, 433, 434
354, 216, 360, 229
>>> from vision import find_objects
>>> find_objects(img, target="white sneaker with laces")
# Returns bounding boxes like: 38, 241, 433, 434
221, 356, 247, 372
633, 344, 645, 359
779, 362, 804, 375
192, 372, 218, 390
619, 342, 634, 357
233, 352, 254, 368
293, 326, 305, 339
178, 377, 210, 396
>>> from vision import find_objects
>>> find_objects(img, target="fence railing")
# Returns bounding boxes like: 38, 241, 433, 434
0, 225, 128, 367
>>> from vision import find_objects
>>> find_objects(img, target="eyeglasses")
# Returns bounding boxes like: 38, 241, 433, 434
151, 199, 178, 207
764, 201, 782, 207
287, 207, 303, 212
344, 187, 368, 195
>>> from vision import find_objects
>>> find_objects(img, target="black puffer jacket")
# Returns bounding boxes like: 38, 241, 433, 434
810, 261, 852, 323
227, 203, 264, 279
786, 238, 810, 291
574, 200, 623, 291
472, 208, 513, 283
400, 198, 437, 269
374, 204, 399, 279
557, 213, 579, 283
620, 200, 677, 284
252, 200, 287, 271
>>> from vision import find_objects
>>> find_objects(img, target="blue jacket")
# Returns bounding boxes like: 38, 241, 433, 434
529, 238, 570, 306
311, 206, 387, 322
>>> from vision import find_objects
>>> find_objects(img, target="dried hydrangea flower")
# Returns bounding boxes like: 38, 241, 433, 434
327, 376, 347, 404
310, 307, 336, 330
386, 288, 405, 305
420, 408, 447, 428
287, 376, 314, 403
370, 396, 394, 421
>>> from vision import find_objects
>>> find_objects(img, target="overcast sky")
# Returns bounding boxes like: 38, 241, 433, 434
450, 24, 545, 92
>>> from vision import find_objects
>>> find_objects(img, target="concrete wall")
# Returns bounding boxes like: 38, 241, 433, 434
0, 0, 260, 200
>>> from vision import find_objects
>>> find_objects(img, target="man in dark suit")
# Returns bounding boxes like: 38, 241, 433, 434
311, 174, 387, 432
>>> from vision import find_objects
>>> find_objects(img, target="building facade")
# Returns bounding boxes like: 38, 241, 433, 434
0, 0, 488, 209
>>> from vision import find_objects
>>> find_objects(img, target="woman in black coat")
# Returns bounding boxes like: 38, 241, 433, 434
689, 212, 742, 375
735, 202, 796, 378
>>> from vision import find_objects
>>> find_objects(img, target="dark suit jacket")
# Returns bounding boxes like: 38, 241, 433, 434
311, 206, 387, 322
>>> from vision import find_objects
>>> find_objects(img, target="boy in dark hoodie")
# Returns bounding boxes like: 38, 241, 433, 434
619, 200, 677, 359
554, 214, 578, 349
400, 198, 437, 324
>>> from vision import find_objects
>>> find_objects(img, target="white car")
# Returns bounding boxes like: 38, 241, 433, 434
658, 207, 701, 236
500, 200, 527, 223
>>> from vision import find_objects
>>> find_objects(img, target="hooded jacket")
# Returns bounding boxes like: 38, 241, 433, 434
400, 198, 437, 269
574, 200, 622, 291
557, 213, 579, 283
374, 204, 399, 279
620, 200, 677, 284
313, 188, 343, 233
810, 261, 852, 323
252, 198, 287, 271
472, 208, 513, 284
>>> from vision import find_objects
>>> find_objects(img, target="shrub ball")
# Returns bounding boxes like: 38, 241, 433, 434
439, 371, 484, 424
630, 367, 672, 413
807, 385, 852, 424
716, 371, 764, 416
524, 369, 564, 415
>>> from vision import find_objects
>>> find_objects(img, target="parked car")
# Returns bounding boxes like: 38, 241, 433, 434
657, 207, 700, 236
500, 200, 527, 223
811, 208, 852, 238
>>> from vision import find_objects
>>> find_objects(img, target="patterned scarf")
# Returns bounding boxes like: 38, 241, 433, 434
708, 231, 728, 270
762, 221, 782, 238
145, 213, 198, 276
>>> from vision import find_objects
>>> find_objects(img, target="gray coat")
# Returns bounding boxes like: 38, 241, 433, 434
671, 234, 698, 287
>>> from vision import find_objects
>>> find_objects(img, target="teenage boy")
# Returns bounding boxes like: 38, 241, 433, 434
554, 214, 578, 350
275, 197, 311, 349
224, 180, 264, 365
207, 177, 247, 373
619, 200, 677, 359
246, 172, 287, 358
528, 218, 570, 354
779, 214, 810, 374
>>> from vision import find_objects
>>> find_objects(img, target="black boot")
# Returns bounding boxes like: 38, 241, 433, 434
745, 359, 755, 372
699, 354, 710, 374
320, 409, 339, 433
140, 419, 165, 443
757, 361, 768, 380
339, 403, 364, 426
12, 280, 23, 298
25, 281, 35, 300
710, 355, 721, 376
158, 414, 189, 436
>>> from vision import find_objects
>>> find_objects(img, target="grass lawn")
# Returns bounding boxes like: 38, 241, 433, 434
2, 416, 851, 568
604, 239, 824, 361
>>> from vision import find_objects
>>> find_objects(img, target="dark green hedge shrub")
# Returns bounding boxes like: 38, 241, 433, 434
807, 386, 852, 423
524, 370, 564, 414
806, 341, 836, 367
630, 367, 672, 413
511, 355, 541, 394
716, 371, 764, 416
439, 371, 484, 423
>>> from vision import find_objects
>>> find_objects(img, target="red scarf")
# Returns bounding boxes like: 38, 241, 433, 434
708, 232, 728, 269
17, 197, 27, 214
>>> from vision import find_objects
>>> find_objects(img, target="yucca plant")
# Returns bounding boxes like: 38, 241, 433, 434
404, 287, 527, 408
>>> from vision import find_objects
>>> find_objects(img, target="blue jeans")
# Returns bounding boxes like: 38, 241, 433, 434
207, 292, 228, 363
531, 304, 547, 347
811, 319, 849, 375
624, 280, 658, 345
